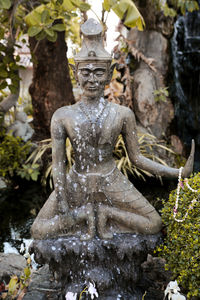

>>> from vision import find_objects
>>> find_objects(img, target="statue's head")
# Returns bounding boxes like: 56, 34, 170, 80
16, 111, 27, 123
70, 18, 115, 98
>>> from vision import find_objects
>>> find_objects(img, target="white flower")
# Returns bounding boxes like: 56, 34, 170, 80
165, 280, 180, 298
171, 294, 186, 300
65, 292, 77, 300
88, 282, 98, 299
164, 281, 186, 300
20, 243, 25, 253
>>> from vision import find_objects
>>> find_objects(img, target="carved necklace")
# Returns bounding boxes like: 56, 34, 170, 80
79, 99, 107, 138
173, 167, 199, 222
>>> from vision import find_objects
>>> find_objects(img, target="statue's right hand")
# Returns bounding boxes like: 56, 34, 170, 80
182, 139, 195, 178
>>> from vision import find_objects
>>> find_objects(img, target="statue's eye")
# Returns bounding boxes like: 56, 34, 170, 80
81, 70, 90, 76
95, 71, 105, 77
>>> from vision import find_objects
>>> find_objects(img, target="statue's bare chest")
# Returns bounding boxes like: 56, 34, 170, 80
65, 104, 122, 148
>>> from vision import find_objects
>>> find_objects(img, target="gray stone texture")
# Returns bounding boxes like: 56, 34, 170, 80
128, 29, 174, 139
0, 253, 26, 283
29, 233, 162, 299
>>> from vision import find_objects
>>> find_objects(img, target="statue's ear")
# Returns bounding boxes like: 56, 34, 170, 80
107, 62, 116, 83
69, 63, 77, 81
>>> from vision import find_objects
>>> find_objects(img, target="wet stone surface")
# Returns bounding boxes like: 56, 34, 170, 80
30, 233, 162, 299
23, 265, 61, 300
0, 253, 26, 283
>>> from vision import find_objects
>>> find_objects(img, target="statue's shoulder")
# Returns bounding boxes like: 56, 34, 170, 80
109, 102, 134, 118
52, 103, 79, 121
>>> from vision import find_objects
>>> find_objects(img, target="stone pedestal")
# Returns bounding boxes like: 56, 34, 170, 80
30, 233, 162, 299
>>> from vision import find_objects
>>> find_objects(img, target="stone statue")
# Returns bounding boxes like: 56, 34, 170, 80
31, 18, 194, 241
7, 111, 34, 142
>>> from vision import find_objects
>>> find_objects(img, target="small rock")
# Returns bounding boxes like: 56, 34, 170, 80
0, 253, 26, 283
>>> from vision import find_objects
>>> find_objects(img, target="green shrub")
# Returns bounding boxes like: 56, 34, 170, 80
0, 127, 32, 179
158, 172, 200, 298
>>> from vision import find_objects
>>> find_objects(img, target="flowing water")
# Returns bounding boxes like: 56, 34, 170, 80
171, 3, 200, 170
0, 182, 45, 252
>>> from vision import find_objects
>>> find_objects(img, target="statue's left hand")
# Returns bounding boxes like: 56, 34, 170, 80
182, 139, 195, 178
58, 198, 69, 214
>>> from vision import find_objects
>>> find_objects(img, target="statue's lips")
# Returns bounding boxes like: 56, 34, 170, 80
87, 86, 98, 90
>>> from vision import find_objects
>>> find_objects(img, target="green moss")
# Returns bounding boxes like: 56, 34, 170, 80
158, 173, 200, 298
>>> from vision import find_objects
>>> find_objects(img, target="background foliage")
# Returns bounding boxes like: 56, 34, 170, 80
153, 0, 199, 17
0, 126, 31, 179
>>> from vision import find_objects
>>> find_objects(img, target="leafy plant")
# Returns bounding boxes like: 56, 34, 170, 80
25, 138, 74, 188
152, 0, 199, 17
157, 172, 200, 298
154, 87, 169, 103
0, 127, 32, 179
114, 133, 174, 180
1, 254, 32, 299
24, 0, 90, 43
26, 130, 174, 189
17, 163, 40, 181
103, 0, 145, 29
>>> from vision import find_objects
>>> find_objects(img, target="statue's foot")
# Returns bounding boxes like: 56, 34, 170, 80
97, 204, 113, 239
73, 203, 95, 241
61, 212, 76, 229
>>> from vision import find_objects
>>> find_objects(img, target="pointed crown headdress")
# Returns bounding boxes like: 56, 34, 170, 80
74, 18, 112, 63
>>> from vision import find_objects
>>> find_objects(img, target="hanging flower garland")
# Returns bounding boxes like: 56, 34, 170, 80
173, 167, 199, 222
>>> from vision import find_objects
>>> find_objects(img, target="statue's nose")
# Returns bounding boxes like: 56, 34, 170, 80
88, 72, 96, 82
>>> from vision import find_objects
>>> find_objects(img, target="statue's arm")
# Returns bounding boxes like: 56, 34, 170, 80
122, 108, 195, 178
51, 111, 69, 212
23, 125, 34, 142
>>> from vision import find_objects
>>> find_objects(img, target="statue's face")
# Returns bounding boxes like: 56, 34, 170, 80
76, 62, 110, 98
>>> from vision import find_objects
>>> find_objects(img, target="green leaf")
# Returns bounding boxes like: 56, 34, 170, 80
111, 0, 145, 29
103, 0, 112, 11
103, 0, 109, 11
0, 81, 7, 89
79, 2, 91, 11
8, 276, 18, 294
41, 9, 50, 23
15, 55, 20, 62
47, 31, 58, 42
9, 84, 17, 94
0, 70, 8, 78
0, 27, 4, 39
62, 0, 76, 11
44, 27, 54, 36
70, 0, 81, 7
31, 172, 39, 181
36, 30, 47, 41
24, 6, 44, 26
28, 26, 42, 37
24, 267, 31, 278
52, 23, 66, 31
0, 0, 11, 9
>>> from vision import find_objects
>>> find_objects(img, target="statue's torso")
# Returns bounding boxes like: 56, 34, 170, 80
61, 101, 125, 175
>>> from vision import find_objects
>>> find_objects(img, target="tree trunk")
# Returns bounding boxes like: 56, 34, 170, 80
29, 30, 75, 140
